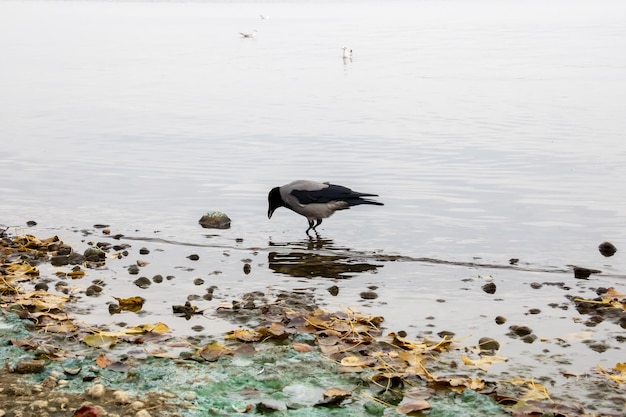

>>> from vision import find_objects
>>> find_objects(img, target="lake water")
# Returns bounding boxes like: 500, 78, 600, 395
1, 0, 626, 410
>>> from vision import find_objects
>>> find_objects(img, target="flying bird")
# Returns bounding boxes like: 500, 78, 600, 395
342, 46, 353, 59
268, 180, 383, 234
240, 29, 257, 38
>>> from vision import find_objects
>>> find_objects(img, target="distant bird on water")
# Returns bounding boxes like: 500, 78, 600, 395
268, 180, 383, 234
342, 46, 353, 59
260, 14, 270, 20
240, 29, 257, 38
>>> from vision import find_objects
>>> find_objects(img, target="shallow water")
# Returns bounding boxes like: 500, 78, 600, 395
1, 0, 626, 412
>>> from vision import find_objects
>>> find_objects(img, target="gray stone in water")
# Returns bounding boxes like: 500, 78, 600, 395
199, 211, 231, 229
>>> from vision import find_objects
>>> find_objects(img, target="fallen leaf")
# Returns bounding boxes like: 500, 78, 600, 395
96, 353, 113, 368
292, 342, 314, 353
396, 399, 431, 414
83, 333, 118, 349
199, 342, 233, 361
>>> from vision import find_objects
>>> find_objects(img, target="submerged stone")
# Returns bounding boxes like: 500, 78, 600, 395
198, 211, 231, 229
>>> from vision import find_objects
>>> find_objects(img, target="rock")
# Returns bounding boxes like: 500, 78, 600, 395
29, 400, 48, 410
86, 383, 106, 399
572, 266, 601, 279
327, 285, 339, 296
26, 220, 38, 227
14, 359, 46, 374
139, 247, 150, 255
478, 337, 500, 353
86, 285, 103, 296
135, 410, 152, 417
58, 244, 72, 255
243, 263, 251, 274
130, 401, 145, 411
482, 282, 496, 294
598, 241, 617, 257
133, 277, 151, 289
509, 258, 519, 265
84, 247, 106, 262
113, 390, 131, 404
437, 330, 455, 339
128, 264, 140, 275
187, 254, 200, 261
198, 211, 231, 229
508, 325, 533, 337
50, 255, 70, 266
495, 316, 507, 325
360, 290, 378, 300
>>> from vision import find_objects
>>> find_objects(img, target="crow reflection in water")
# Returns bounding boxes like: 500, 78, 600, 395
268, 238, 382, 279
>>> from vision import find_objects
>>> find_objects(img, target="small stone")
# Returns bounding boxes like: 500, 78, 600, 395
598, 241, 617, 257
187, 254, 200, 261
26, 220, 38, 227
198, 211, 231, 229
528, 308, 541, 315
184, 392, 197, 401
86, 383, 106, 399
360, 290, 378, 300
84, 247, 106, 262
327, 285, 339, 296
530, 282, 542, 289
437, 330, 455, 339
135, 410, 152, 417
495, 316, 507, 325
509, 258, 519, 265
50, 255, 70, 266
128, 264, 140, 275
482, 282, 497, 294
113, 390, 131, 404
133, 277, 151, 289
243, 263, 251, 274
509, 325, 533, 337
152, 274, 163, 283
130, 401, 145, 411
478, 337, 500, 353
193, 278, 205, 286
29, 400, 48, 410
139, 247, 150, 255
34, 282, 49, 291
86, 285, 103, 296
14, 359, 46, 374
58, 244, 72, 255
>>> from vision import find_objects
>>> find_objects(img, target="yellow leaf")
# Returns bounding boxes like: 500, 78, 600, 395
199, 342, 233, 361
461, 354, 507, 371
112, 296, 145, 312
224, 329, 262, 342
126, 322, 170, 335
340, 356, 365, 367
83, 333, 118, 348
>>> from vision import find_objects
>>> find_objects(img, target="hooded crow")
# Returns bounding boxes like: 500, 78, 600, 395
267, 180, 383, 234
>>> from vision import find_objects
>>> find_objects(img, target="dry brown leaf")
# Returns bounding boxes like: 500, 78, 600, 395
396, 399, 431, 414
199, 342, 233, 361
96, 353, 113, 368
292, 342, 314, 353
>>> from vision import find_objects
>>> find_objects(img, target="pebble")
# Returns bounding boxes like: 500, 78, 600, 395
130, 401, 145, 411
14, 359, 46, 374
184, 392, 197, 401
29, 400, 48, 410
360, 290, 378, 300
478, 337, 500, 353
113, 390, 131, 404
135, 410, 152, 417
86, 383, 106, 399
482, 282, 497, 294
